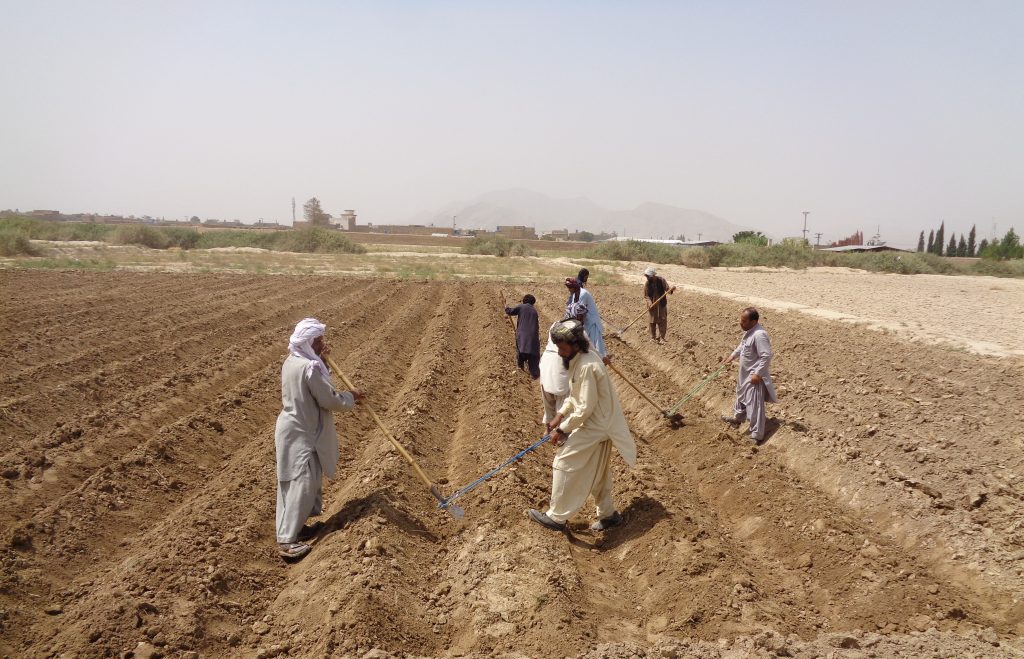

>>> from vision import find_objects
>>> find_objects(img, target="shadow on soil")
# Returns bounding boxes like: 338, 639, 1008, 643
566, 495, 669, 552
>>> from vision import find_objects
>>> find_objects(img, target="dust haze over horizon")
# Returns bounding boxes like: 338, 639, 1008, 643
1, 1, 1021, 247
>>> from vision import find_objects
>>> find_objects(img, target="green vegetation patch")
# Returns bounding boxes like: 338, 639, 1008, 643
462, 236, 536, 257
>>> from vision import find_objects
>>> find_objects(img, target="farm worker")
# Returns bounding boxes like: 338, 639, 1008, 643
539, 321, 570, 424
504, 294, 541, 379
528, 320, 636, 532
720, 307, 778, 443
642, 267, 676, 343
275, 318, 363, 560
564, 277, 607, 358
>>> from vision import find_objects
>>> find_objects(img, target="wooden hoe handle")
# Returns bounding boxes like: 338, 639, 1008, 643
606, 361, 666, 414
325, 356, 435, 491
619, 290, 670, 333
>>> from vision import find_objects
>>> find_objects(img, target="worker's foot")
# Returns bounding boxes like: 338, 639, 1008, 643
590, 511, 623, 531
720, 414, 744, 427
749, 433, 763, 445
296, 521, 324, 542
527, 509, 566, 532
277, 542, 311, 560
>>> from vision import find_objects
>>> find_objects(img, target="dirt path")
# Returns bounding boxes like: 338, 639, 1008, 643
619, 264, 1024, 358
0, 271, 1020, 657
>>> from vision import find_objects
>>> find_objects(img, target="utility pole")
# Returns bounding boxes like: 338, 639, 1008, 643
802, 211, 810, 242
291, 197, 296, 225
697, 233, 702, 241
814, 232, 823, 248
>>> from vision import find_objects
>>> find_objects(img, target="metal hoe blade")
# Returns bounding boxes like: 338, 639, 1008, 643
431, 485, 465, 518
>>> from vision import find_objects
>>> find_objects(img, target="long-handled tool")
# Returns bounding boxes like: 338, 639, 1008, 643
324, 355, 464, 518
499, 290, 517, 335
605, 361, 681, 421
664, 363, 728, 418
437, 433, 551, 513
613, 290, 671, 338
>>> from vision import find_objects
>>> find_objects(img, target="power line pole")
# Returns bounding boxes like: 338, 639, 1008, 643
802, 211, 810, 242
814, 232, 822, 247
291, 197, 296, 225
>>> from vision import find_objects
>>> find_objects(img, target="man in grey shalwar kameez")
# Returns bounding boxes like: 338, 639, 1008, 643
275, 318, 363, 560
721, 308, 778, 443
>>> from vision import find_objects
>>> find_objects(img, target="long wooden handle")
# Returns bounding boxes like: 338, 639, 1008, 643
325, 356, 435, 490
619, 290, 670, 333
499, 290, 517, 334
606, 361, 665, 413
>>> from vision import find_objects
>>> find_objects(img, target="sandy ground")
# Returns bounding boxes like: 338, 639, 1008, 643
618, 264, 1024, 358
1, 270, 1022, 658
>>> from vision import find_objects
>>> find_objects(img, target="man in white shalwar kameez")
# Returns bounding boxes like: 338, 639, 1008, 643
528, 320, 637, 532
275, 318, 363, 560
721, 307, 778, 443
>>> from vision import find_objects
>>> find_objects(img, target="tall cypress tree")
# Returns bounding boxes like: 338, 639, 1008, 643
967, 224, 977, 257
934, 222, 945, 255
917, 231, 925, 252
927, 230, 934, 253
957, 234, 967, 257
978, 238, 989, 256
947, 234, 957, 256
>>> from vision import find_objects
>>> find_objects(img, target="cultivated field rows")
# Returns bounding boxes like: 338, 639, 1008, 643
0, 270, 1021, 657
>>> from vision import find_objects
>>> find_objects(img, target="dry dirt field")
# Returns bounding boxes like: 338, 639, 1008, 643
1, 269, 1022, 658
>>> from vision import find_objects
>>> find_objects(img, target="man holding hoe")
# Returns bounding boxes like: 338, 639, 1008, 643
643, 267, 676, 343
528, 319, 636, 532
275, 318, 363, 560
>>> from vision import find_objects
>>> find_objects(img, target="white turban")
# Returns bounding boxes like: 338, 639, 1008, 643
644, 267, 656, 276
288, 317, 329, 379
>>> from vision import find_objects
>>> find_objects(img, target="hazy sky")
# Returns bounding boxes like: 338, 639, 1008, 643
2, 1, 1021, 245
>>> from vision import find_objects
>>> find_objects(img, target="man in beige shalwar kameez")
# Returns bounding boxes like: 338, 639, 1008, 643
528, 320, 637, 532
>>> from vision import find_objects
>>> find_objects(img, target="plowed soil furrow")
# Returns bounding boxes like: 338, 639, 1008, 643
1, 272, 1020, 658
0, 280, 394, 520
0, 276, 273, 376
0, 276, 398, 455
2, 279, 435, 656
0, 276, 339, 421
584, 284, 1024, 602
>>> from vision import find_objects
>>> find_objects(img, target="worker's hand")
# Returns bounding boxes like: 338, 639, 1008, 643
547, 414, 564, 432
602, 355, 611, 365
320, 344, 331, 358
749, 374, 762, 385
669, 286, 676, 294
550, 428, 568, 447
720, 355, 733, 365
350, 389, 364, 404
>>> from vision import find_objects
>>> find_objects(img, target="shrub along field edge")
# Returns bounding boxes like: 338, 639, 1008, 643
583, 240, 1024, 277
0, 216, 365, 255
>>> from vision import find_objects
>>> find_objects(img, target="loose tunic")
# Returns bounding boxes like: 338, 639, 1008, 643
275, 355, 355, 481
567, 287, 606, 357
731, 323, 778, 406
546, 350, 636, 522
505, 303, 540, 356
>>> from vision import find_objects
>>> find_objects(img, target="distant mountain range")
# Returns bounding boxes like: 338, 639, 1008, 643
409, 189, 748, 241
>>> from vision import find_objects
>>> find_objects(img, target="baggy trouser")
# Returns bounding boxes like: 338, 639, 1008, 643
546, 440, 614, 524
648, 304, 668, 339
276, 455, 323, 543
734, 381, 768, 441
541, 389, 567, 425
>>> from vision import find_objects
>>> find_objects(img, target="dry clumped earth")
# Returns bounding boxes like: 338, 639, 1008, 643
0, 269, 1021, 658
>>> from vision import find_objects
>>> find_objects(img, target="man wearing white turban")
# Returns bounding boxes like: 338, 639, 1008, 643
275, 318, 363, 560
528, 320, 636, 533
